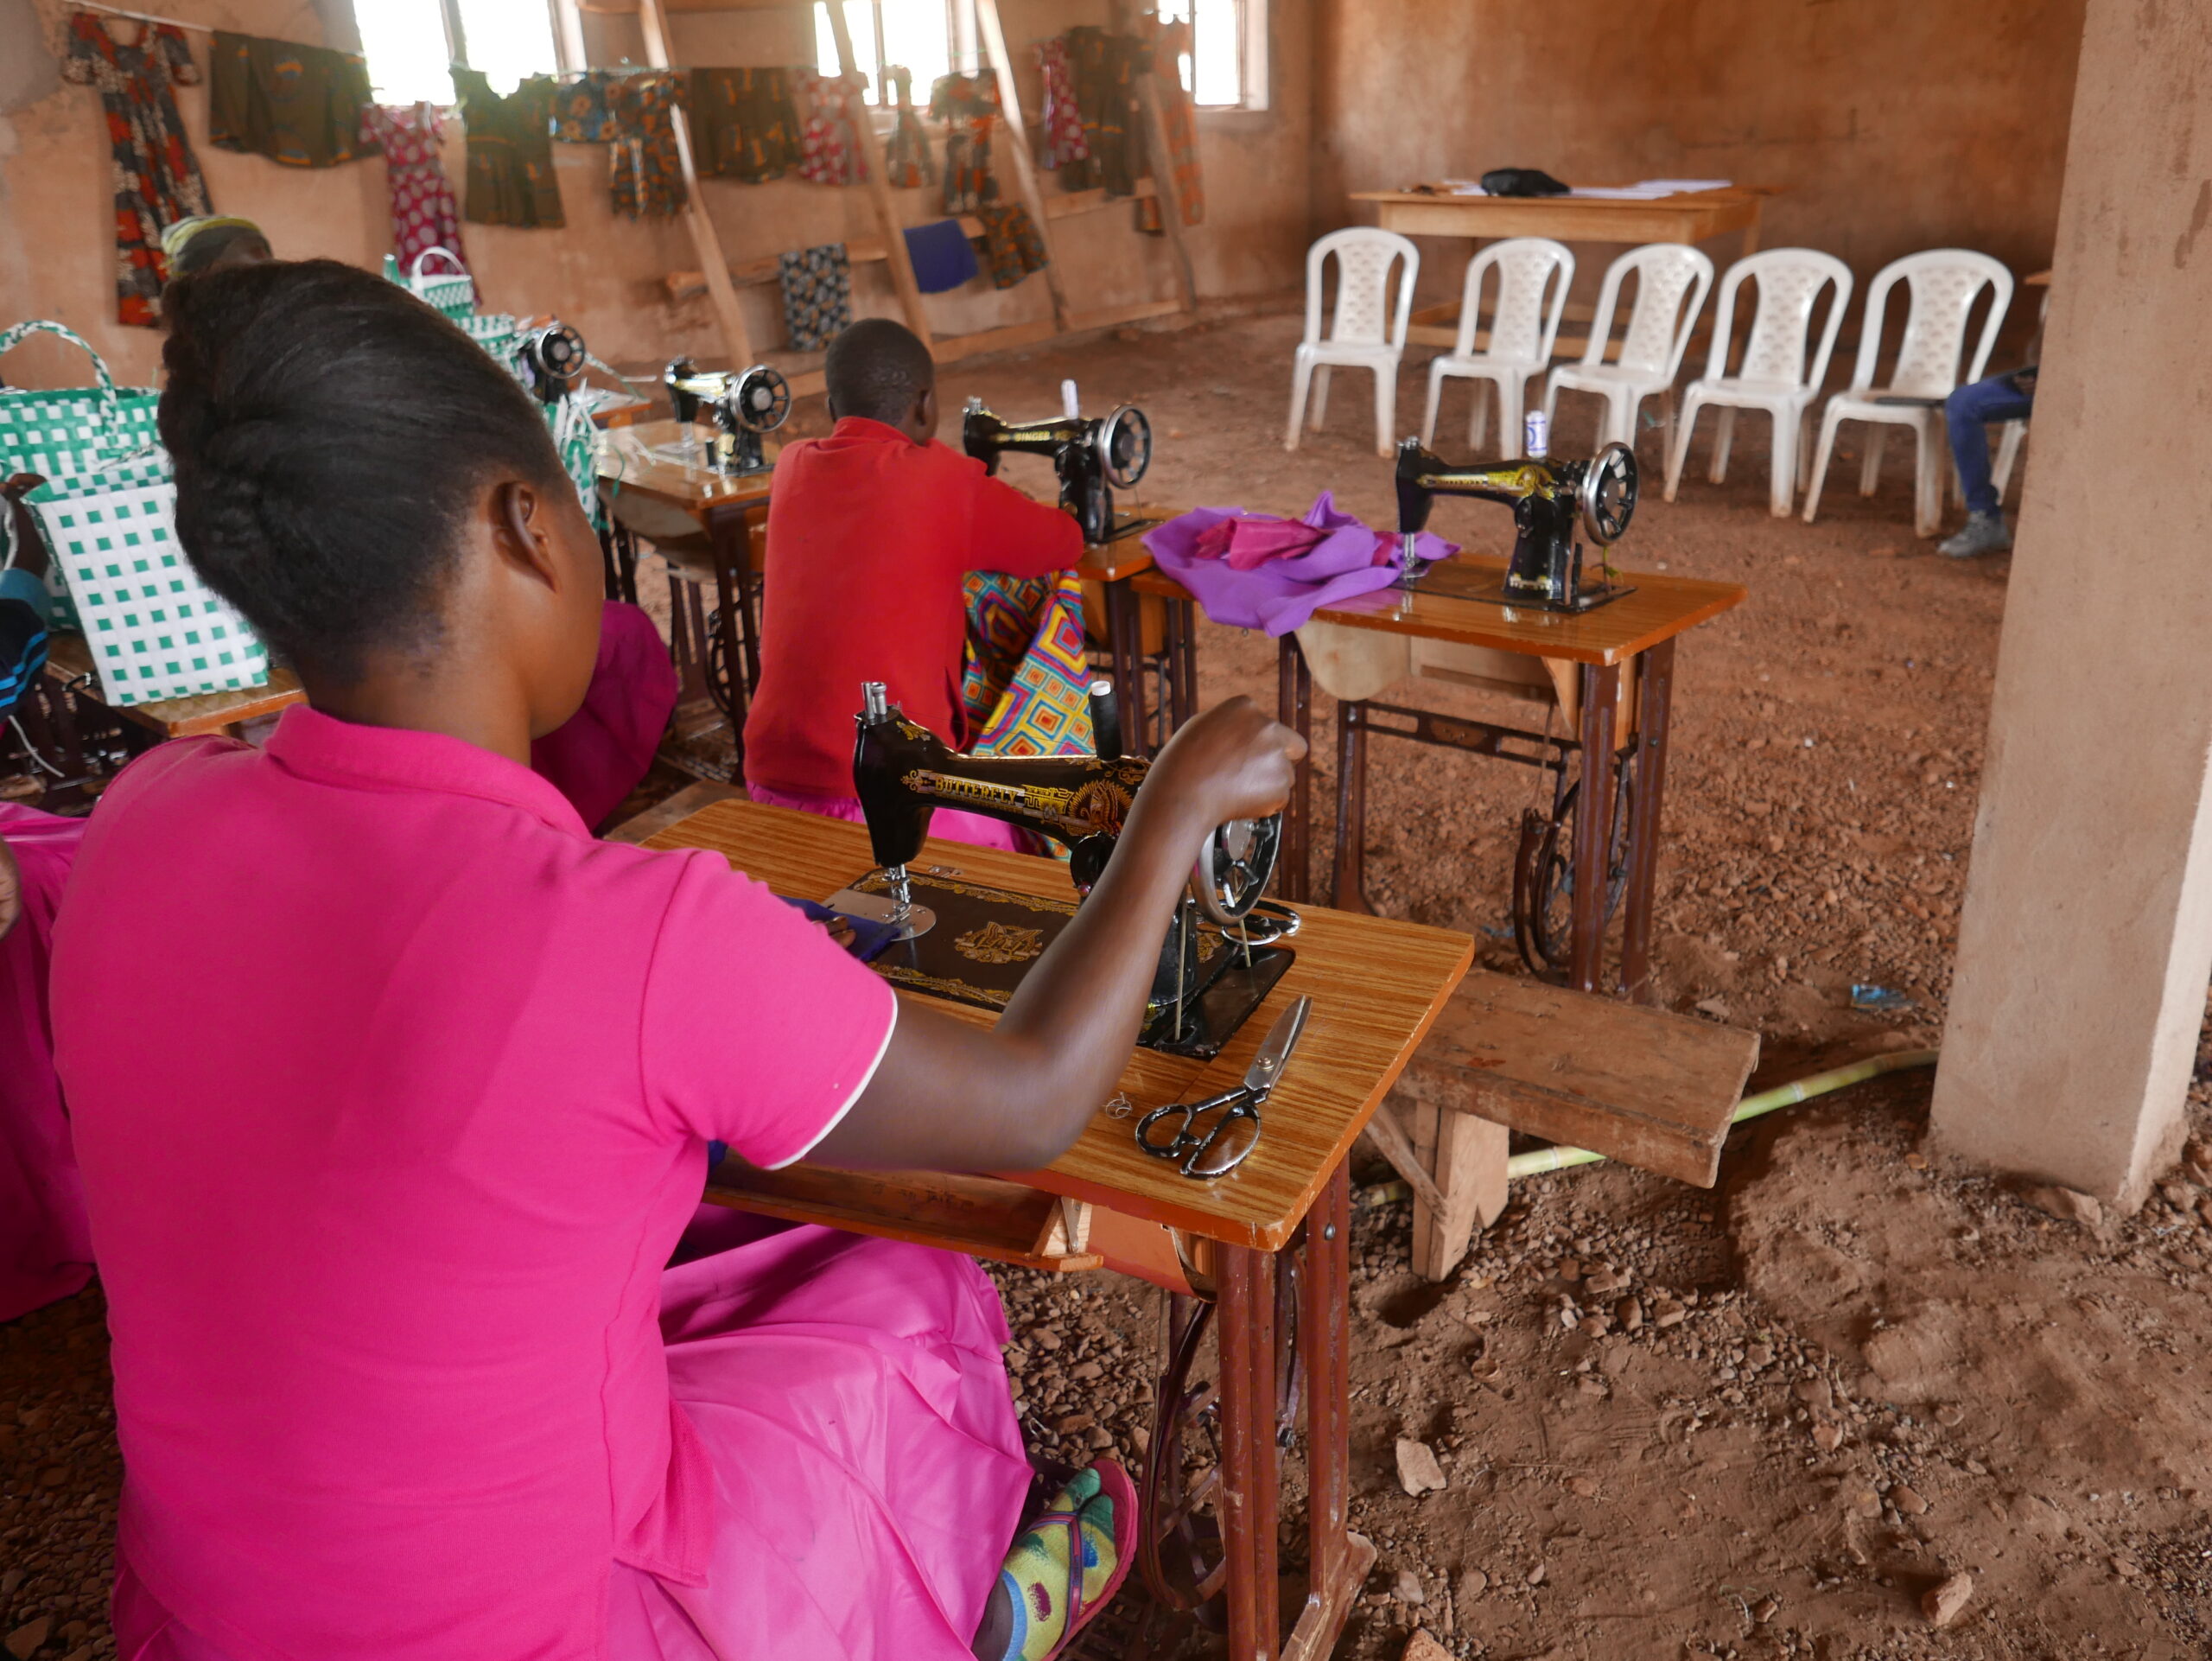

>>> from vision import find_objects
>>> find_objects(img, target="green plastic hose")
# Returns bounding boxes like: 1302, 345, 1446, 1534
1503, 1047, 1942, 1181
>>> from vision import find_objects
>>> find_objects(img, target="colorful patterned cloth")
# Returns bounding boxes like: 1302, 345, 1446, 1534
1060, 27, 1141, 198
550, 70, 617, 142
977, 202, 1048, 291
1136, 19, 1204, 234
797, 72, 865, 185
60, 14, 210, 327
1033, 41, 1090, 172
690, 67, 802, 181
359, 104, 465, 274
454, 68, 564, 228
778, 243, 853, 352
880, 67, 933, 188
960, 570, 1095, 757
930, 73, 1001, 214
207, 31, 376, 168
607, 71, 685, 219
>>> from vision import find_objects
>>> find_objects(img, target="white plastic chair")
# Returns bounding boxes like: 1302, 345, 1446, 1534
1420, 238, 1574, 453
1801, 250, 2014, 536
1663, 249, 1853, 518
1287, 228, 1419, 458
1544, 244, 1713, 454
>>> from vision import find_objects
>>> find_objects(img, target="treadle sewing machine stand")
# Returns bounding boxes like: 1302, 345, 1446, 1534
638, 802, 1471, 1661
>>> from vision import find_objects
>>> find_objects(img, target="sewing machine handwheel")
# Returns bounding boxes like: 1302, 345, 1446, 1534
1580, 442, 1637, 544
733, 366, 791, 435
1190, 814, 1281, 926
523, 322, 588, 401
1098, 404, 1153, 491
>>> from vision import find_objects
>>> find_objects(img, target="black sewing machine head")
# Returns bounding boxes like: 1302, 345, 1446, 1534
827, 682, 1296, 1060
663, 359, 791, 475
961, 397, 1153, 546
518, 321, 588, 404
1393, 437, 1638, 613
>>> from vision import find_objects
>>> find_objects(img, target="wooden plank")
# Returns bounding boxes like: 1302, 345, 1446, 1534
635, 0, 757, 366
645, 799, 1472, 1250
1405, 1090, 1506, 1281
1356, 1099, 1447, 1216
1398, 968, 1761, 1187
42, 633, 303, 739
931, 317, 1064, 363
705, 1159, 1103, 1273
822, 0, 935, 348
1118, 0, 1196, 316
1068, 296, 1185, 332
1350, 188, 1766, 249
975, 0, 1072, 332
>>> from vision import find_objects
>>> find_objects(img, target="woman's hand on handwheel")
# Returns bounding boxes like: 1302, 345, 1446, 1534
1144, 696, 1306, 831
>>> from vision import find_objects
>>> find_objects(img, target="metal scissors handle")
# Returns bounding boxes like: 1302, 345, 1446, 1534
1134, 995, 1311, 1180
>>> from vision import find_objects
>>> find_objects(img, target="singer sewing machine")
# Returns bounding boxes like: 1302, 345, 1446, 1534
517, 321, 588, 404
828, 683, 1297, 1060
962, 398, 1154, 546
1394, 437, 1639, 613
658, 360, 791, 475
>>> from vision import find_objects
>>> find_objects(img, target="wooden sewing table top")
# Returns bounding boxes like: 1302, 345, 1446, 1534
1131, 555, 1745, 669
595, 418, 781, 516
1351, 184, 1770, 247
643, 798, 1471, 1252
42, 631, 304, 739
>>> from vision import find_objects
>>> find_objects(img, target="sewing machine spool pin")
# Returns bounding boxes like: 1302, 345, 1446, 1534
1393, 436, 1640, 614
840, 683, 1296, 1060
962, 397, 1155, 547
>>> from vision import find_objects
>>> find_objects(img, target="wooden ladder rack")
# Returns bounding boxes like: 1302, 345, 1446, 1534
630, 0, 1196, 391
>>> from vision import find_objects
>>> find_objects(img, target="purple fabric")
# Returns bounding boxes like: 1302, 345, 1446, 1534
1143, 492, 1459, 636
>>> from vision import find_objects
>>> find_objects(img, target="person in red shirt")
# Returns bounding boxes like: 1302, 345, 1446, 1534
743, 319, 1084, 843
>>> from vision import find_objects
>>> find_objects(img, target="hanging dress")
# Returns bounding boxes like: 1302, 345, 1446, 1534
359, 103, 467, 274
60, 13, 211, 327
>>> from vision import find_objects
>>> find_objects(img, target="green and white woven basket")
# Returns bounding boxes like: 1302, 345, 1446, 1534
384, 246, 476, 322
29, 454, 272, 708
0, 321, 163, 628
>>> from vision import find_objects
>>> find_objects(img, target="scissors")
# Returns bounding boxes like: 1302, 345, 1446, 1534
1135, 996, 1312, 1179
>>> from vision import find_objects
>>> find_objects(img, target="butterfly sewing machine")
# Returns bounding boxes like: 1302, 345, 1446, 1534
1394, 436, 1639, 613
962, 397, 1155, 546
659, 359, 792, 476
828, 682, 1297, 1060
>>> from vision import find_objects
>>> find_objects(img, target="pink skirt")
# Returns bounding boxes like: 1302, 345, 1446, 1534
115, 1213, 1030, 1661
531, 601, 681, 830
746, 782, 1039, 855
0, 803, 91, 1322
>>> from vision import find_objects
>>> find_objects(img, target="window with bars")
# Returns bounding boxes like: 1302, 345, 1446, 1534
1158, 0, 1266, 111
811, 0, 978, 105
353, 0, 569, 105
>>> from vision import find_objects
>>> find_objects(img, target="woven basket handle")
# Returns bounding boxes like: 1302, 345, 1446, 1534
410, 246, 468, 279
0, 321, 123, 409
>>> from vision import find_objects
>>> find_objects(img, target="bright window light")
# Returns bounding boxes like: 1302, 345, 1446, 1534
815, 0, 961, 104
456, 0, 559, 94
356, 0, 454, 105
353, 0, 560, 105
1158, 0, 1262, 109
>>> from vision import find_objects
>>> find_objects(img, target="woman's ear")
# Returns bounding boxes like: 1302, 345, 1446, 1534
491, 480, 563, 593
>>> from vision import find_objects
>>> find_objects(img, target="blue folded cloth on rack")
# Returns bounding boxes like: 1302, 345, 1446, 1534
903, 218, 980, 293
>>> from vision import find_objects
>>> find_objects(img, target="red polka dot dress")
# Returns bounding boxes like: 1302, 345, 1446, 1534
360, 102, 467, 273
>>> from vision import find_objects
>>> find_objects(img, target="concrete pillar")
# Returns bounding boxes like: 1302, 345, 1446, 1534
1930, 0, 2212, 1206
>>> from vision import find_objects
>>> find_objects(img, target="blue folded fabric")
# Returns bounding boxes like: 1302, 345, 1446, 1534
903, 218, 979, 294
0, 593, 46, 724
777, 894, 900, 963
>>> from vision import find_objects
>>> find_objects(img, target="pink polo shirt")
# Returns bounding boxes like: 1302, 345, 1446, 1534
50, 708, 897, 1661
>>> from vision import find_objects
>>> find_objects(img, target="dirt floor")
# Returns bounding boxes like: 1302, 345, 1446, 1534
5, 314, 2208, 1661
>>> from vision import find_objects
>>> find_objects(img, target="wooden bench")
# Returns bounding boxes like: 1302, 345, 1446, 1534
1365, 969, 1760, 1279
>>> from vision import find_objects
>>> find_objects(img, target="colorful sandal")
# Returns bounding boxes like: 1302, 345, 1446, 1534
995, 1460, 1140, 1661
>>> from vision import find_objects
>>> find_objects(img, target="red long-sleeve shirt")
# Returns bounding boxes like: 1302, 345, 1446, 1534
742, 417, 1084, 799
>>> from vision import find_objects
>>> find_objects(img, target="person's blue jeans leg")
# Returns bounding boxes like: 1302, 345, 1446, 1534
1945, 373, 2036, 517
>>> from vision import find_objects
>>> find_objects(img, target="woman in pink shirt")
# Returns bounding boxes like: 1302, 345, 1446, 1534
50, 260, 1302, 1661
